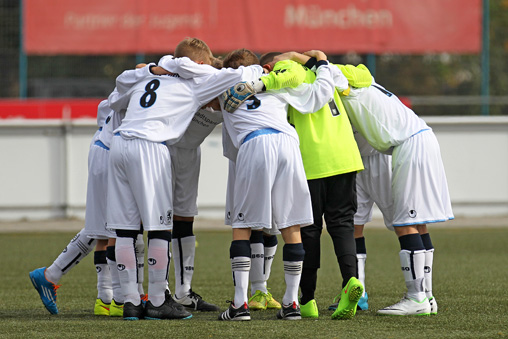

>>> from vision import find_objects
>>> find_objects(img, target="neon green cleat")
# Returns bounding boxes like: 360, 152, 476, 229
248, 290, 267, 310
265, 292, 281, 309
331, 277, 364, 320
300, 299, 319, 318
109, 299, 124, 317
94, 298, 110, 316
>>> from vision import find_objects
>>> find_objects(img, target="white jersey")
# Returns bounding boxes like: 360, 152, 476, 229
96, 99, 111, 130
353, 127, 380, 157
172, 107, 223, 149
109, 62, 261, 143
334, 75, 430, 153
222, 64, 335, 149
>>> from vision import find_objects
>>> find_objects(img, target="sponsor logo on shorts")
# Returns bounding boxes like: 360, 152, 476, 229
117, 264, 126, 271
148, 258, 156, 265
408, 210, 417, 218
166, 210, 173, 224
238, 213, 245, 221
424, 266, 431, 273
227, 211, 231, 220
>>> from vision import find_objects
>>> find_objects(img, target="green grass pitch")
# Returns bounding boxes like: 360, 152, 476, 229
1, 226, 507, 338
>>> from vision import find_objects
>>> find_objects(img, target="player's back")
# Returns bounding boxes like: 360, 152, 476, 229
115, 73, 200, 143
343, 80, 429, 152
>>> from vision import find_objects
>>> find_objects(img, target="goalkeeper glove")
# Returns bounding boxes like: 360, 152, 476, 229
222, 81, 257, 113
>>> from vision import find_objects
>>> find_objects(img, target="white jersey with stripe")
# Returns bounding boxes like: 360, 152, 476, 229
222, 64, 336, 149
336, 76, 430, 153
110, 62, 261, 144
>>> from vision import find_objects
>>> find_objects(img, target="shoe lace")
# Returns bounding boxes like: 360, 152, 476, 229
188, 290, 203, 301
53, 284, 62, 294
140, 294, 148, 302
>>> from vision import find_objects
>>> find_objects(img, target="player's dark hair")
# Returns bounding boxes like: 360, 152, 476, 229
223, 49, 259, 69
175, 37, 213, 65
259, 52, 282, 66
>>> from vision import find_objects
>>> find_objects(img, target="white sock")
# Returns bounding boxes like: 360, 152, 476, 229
135, 233, 145, 296
94, 250, 112, 303
399, 249, 426, 302
147, 237, 171, 307
282, 261, 302, 306
116, 237, 140, 305
264, 243, 277, 283
46, 228, 96, 284
172, 236, 196, 299
357, 253, 367, 297
424, 248, 434, 298
106, 246, 123, 303
249, 242, 266, 295
231, 256, 250, 307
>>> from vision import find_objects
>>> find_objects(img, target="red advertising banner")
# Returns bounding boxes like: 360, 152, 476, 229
24, 0, 481, 55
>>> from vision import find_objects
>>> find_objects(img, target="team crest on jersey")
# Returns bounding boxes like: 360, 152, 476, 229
238, 213, 245, 221
408, 210, 417, 218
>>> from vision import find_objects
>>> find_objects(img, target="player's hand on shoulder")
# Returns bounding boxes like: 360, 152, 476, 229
221, 81, 256, 114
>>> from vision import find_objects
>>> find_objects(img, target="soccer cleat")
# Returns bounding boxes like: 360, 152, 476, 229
144, 291, 193, 320
94, 298, 110, 316
377, 295, 431, 316
277, 301, 301, 320
174, 290, 220, 312
429, 296, 438, 315
331, 277, 364, 320
328, 292, 369, 311
265, 291, 282, 309
123, 302, 144, 320
300, 299, 319, 318
110, 299, 124, 317
248, 290, 267, 310
218, 301, 251, 321
29, 267, 61, 315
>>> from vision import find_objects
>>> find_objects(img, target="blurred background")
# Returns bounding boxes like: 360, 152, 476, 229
0, 0, 507, 221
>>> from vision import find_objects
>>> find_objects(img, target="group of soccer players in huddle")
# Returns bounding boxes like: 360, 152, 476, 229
29, 37, 453, 321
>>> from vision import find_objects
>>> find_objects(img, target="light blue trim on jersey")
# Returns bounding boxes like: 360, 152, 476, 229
94, 140, 109, 151
393, 217, 455, 227
409, 128, 430, 138
242, 128, 281, 145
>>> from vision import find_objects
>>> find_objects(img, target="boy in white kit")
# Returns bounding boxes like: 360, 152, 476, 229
215, 48, 335, 320
108, 38, 305, 320
323, 62, 453, 316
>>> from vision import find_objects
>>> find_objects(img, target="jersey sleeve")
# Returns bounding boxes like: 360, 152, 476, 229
276, 63, 335, 113
261, 60, 307, 91
158, 55, 219, 79
108, 66, 154, 112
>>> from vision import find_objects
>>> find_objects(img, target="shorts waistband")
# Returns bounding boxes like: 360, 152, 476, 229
94, 139, 109, 151
114, 132, 165, 145
242, 128, 281, 145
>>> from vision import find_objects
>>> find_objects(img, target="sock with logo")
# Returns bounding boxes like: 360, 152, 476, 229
420, 233, 435, 298
94, 250, 113, 303
106, 245, 123, 304
45, 228, 96, 284
398, 234, 426, 302
263, 234, 278, 287
115, 230, 140, 305
282, 243, 305, 306
172, 220, 195, 299
147, 231, 172, 307
356, 236, 367, 297
135, 232, 145, 296
249, 230, 266, 295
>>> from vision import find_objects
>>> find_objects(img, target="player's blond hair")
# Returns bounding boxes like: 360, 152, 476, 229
223, 49, 259, 69
174, 38, 213, 65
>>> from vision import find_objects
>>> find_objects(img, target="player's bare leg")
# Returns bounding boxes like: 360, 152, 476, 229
172, 216, 219, 311
377, 225, 431, 316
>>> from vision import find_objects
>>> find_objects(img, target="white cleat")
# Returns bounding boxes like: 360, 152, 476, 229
377, 295, 431, 316
429, 296, 438, 315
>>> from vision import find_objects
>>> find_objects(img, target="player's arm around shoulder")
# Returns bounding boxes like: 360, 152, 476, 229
109, 63, 156, 112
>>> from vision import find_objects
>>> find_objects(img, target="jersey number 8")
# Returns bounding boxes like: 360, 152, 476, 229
140, 79, 160, 108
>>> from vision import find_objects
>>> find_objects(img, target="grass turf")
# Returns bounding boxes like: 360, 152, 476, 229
1, 226, 507, 338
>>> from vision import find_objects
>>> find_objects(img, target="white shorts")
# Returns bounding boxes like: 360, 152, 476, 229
107, 136, 173, 231
232, 132, 313, 231
169, 146, 200, 217
391, 130, 454, 226
355, 153, 395, 230
84, 141, 116, 239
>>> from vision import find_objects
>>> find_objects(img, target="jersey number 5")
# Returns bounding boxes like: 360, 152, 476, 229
140, 79, 160, 108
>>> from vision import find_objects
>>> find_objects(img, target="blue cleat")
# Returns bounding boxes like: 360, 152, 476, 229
357, 292, 369, 311
29, 267, 60, 315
